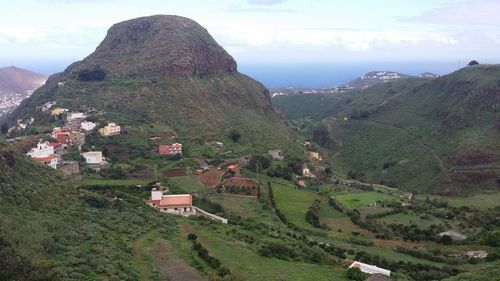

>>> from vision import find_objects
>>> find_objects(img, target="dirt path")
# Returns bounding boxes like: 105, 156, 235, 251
149, 239, 206, 281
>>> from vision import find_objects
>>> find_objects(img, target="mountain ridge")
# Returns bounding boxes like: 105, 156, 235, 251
273, 64, 500, 193
0, 66, 46, 94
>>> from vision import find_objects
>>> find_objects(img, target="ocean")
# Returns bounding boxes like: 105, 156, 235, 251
238, 61, 465, 89
5, 60, 475, 89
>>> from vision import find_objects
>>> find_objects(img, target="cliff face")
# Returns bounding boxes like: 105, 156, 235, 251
67, 15, 237, 78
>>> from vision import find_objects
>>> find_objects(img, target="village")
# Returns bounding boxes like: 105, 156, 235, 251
5, 99, 494, 280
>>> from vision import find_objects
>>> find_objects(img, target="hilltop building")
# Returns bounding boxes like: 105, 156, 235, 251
26, 141, 58, 169
80, 121, 97, 132
66, 112, 86, 121
99, 122, 121, 136
51, 107, 68, 116
147, 188, 193, 215
159, 143, 183, 156
268, 149, 284, 161
465, 251, 488, 259
81, 151, 107, 171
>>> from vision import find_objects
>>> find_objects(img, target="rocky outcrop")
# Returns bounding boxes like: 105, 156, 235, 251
68, 15, 237, 78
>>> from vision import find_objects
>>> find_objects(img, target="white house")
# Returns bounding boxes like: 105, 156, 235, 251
349, 261, 391, 276
147, 188, 193, 215
67, 112, 86, 121
80, 121, 97, 131
32, 155, 58, 169
26, 141, 58, 169
82, 151, 103, 165
27, 141, 54, 158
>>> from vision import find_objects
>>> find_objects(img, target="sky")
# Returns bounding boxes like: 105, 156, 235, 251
1, 0, 499, 78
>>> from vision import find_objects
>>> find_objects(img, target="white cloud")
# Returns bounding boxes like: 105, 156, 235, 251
214, 25, 458, 52
247, 0, 287, 5
0, 26, 47, 43
403, 0, 500, 26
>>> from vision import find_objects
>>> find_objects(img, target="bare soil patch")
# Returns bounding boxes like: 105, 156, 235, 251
163, 167, 187, 177
197, 168, 224, 187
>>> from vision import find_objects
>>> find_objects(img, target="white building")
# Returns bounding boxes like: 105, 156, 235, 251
80, 121, 97, 131
67, 112, 86, 121
27, 141, 54, 158
26, 141, 58, 169
32, 155, 58, 169
349, 261, 391, 276
147, 188, 193, 215
82, 151, 103, 165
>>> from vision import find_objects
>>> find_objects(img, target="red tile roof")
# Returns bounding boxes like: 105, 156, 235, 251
149, 194, 192, 208
159, 195, 192, 207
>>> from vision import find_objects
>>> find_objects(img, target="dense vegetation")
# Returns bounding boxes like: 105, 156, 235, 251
273, 64, 500, 193
0, 144, 176, 280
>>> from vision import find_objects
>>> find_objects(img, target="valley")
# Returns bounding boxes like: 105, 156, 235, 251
0, 14, 498, 281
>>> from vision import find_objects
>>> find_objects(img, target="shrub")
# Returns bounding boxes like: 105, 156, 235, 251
346, 267, 366, 281
229, 129, 241, 142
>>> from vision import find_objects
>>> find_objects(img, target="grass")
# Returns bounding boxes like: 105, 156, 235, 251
206, 193, 276, 224
335, 191, 395, 209
316, 203, 366, 238
166, 175, 206, 193
377, 211, 444, 229
80, 178, 152, 186
271, 182, 322, 230
179, 219, 348, 281
421, 192, 500, 210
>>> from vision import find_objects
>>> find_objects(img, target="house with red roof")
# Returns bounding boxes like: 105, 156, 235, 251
147, 188, 193, 215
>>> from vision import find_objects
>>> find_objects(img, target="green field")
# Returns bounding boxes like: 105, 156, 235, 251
166, 175, 206, 193
421, 192, 500, 210
317, 203, 364, 237
81, 178, 152, 186
377, 211, 444, 229
180, 220, 348, 281
207, 193, 276, 224
335, 191, 395, 209
271, 182, 322, 229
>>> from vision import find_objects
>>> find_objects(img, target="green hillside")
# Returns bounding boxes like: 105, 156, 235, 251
273, 65, 500, 193
0, 143, 177, 280
6, 15, 301, 157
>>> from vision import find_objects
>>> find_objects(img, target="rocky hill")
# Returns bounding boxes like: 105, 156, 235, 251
345, 71, 412, 89
273, 64, 500, 193
66, 15, 236, 78
0, 66, 46, 94
8, 15, 299, 156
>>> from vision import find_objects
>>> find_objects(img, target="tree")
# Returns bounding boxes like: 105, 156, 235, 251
346, 267, 366, 281
247, 155, 271, 171
230, 129, 241, 142
440, 235, 453, 245
468, 60, 479, 66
